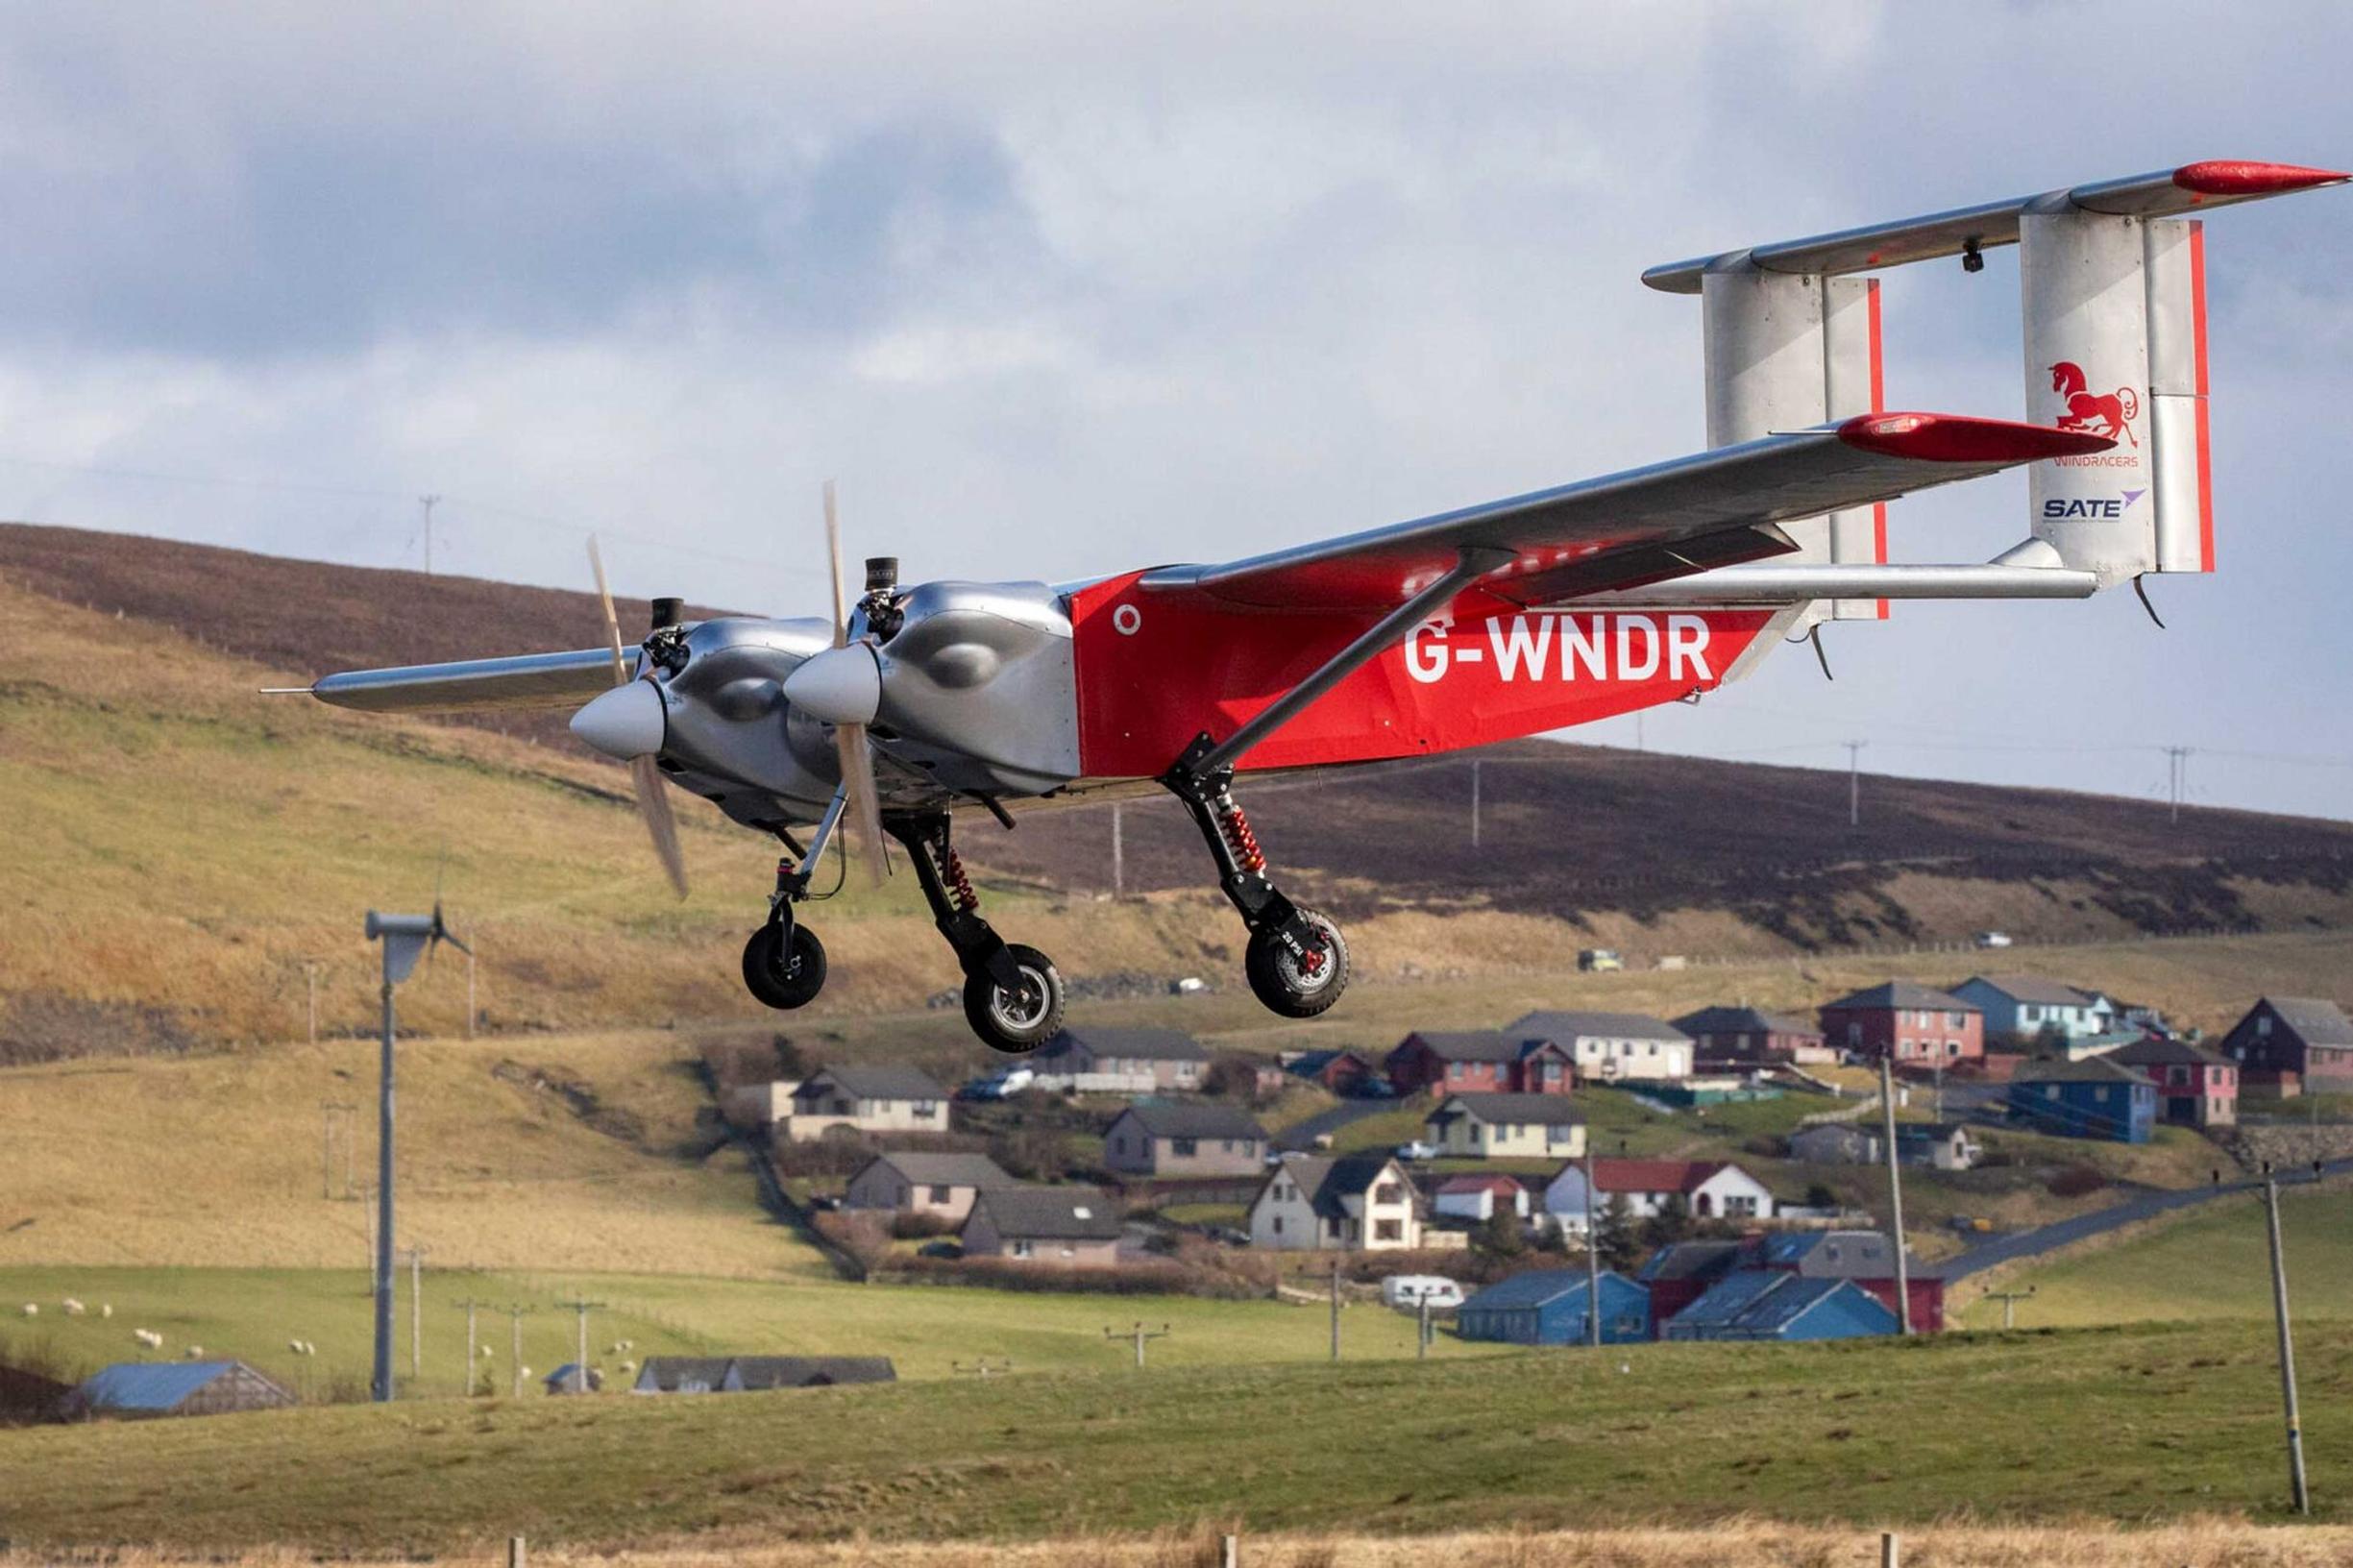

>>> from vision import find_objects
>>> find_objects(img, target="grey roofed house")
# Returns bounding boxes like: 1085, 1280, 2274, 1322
1401, 1030, 1529, 1063
2108, 1036, 2230, 1069
2013, 1055, 2152, 1084
1276, 1153, 1403, 1219
65, 1360, 296, 1419
1038, 1026, 1211, 1064
633, 1356, 737, 1393
1958, 974, 2101, 1007
1821, 981, 1978, 1012
798, 1064, 950, 1102
1673, 1005, 1822, 1039
1635, 1238, 1747, 1284
1430, 1092, 1589, 1126
2265, 997, 2353, 1044
1509, 1011, 1693, 1044
965, 1185, 1125, 1241
1112, 1101, 1268, 1140
855, 1151, 1019, 1189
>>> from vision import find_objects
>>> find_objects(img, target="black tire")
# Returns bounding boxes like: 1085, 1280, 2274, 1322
1245, 908, 1349, 1018
742, 922, 827, 1011
962, 943, 1065, 1054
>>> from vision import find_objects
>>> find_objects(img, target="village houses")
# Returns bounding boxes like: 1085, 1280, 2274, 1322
1102, 1102, 1269, 1177
844, 1152, 1017, 1222
1248, 1154, 1422, 1251
783, 1066, 951, 1140
959, 1186, 1125, 1267
1423, 1092, 1588, 1160
1383, 1031, 1575, 1097
1949, 975, 2115, 1044
1818, 982, 1984, 1065
1545, 1158, 1775, 1237
1028, 1027, 1211, 1093
1507, 1010, 1695, 1082
2218, 997, 2353, 1096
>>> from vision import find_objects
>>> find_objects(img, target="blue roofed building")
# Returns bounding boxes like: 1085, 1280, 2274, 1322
1454, 1268, 1651, 1346
2008, 1056, 2157, 1142
1661, 1271, 1900, 1342
64, 1360, 295, 1419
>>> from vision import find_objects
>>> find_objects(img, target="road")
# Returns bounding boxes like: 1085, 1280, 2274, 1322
1938, 1156, 2353, 1281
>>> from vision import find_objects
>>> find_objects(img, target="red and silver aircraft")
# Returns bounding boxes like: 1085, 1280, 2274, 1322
306, 159, 2343, 1052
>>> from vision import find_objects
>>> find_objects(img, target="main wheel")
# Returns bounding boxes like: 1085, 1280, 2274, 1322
962, 943, 1065, 1054
742, 921, 827, 1010
1245, 908, 1349, 1018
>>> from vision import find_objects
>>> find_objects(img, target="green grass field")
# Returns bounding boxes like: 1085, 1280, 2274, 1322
0, 1263, 1493, 1398
4, 1320, 2346, 1552
1951, 1178, 2353, 1330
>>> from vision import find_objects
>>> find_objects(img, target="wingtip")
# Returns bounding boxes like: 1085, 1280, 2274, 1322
1837, 412, 2115, 463
2174, 159, 2350, 197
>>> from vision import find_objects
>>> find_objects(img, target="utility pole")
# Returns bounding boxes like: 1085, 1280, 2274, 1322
557, 1297, 604, 1394
1845, 741, 1867, 829
2165, 745, 2194, 822
401, 1245, 429, 1385
465, 945, 478, 1041
1329, 1262, 1342, 1363
319, 1100, 355, 1200
453, 1298, 485, 1397
1983, 1286, 2035, 1331
365, 909, 463, 1404
305, 962, 321, 1044
1111, 803, 1124, 899
1104, 1322, 1170, 1369
1470, 758, 1483, 848
505, 1304, 531, 1399
1582, 1145, 1601, 1348
1877, 1055, 1913, 1335
419, 494, 442, 576
1418, 1294, 1432, 1360
2260, 1164, 2310, 1514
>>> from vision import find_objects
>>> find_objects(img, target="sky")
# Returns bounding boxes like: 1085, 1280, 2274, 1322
3, 3, 2350, 818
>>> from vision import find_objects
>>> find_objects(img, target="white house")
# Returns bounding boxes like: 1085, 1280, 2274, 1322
1027, 1028, 1209, 1093
1507, 1011, 1695, 1083
843, 1152, 1017, 1221
1544, 1158, 1774, 1237
1248, 1154, 1422, 1251
782, 1066, 950, 1140
1432, 1174, 1531, 1224
1949, 976, 2115, 1043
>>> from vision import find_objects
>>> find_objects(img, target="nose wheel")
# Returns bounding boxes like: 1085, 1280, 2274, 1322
1245, 907, 1348, 1017
963, 943, 1066, 1054
742, 919, 827, 1011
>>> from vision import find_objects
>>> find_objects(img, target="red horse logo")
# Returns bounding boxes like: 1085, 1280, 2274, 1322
2049, 362, 2139, 446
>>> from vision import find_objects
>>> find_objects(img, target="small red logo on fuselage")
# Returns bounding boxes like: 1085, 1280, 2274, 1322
2049, 362, 2139, 447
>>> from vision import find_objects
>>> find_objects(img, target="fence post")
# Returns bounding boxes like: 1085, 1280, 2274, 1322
1879, 1531, 1900, 1568
1221, 1532, 1239, 1567
508, 1537, 527, 1568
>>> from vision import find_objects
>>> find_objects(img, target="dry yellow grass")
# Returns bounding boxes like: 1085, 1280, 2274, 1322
36, 1519, 2353, 1567
0, 1028, 821, 1277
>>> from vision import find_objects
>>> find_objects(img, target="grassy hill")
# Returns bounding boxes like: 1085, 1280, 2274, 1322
10, 518, 2353, 1052
1951, 1177, 2353, 1331
3, 1320, 2346, 1551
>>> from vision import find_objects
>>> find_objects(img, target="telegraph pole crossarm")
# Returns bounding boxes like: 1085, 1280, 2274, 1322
1104, 1322, 1171, 1369
556, 1297, 606, 1394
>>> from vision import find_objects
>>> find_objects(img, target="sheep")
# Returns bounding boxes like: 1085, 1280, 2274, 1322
184, 1345, 205, 1359
618, 1360, 637, 1375
99, 1304, 113, 1319
18, 1304, 35, 1317
61, 1297, 86, 1316
133, 1328, 163, 1349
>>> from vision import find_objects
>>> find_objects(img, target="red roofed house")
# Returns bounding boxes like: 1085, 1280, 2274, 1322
1431, 1173, 1530, 1225
1540, 1159, 1775, 1238
1819, 982, 1983, 1066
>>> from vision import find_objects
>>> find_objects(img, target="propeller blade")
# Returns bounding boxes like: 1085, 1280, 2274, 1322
823, 480, 848, 649
587, 535, 629, 686
630, 754, 690, 898
833, 723, 887, 890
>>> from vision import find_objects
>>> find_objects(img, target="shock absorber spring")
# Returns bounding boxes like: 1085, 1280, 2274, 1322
1213, 792, 1266, 875
941, 844, 980, 914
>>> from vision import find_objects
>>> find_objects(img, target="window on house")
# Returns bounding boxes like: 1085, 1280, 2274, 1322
2096, 1086, 2112, 1102
1013, 1239, 1034, 1259
1172, 1138, 1198, 1157
1375, 1218, 1403, 1241
1949, 1013, 1968, 1027
929, 1185, 952, 1203
913, 1101, 941, 1117
1272, 1216, 1284, 1236
1449, 1062, 1465, 1080
2258, 1016, 2272, 1037
1375, 1183, 1404, 1205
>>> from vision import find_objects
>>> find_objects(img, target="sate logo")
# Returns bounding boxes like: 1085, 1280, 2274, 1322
2049, 362, 2140, 447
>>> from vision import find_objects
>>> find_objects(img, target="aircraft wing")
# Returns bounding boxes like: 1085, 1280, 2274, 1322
1138, 412, 2112, 612
302, 647, 637, 712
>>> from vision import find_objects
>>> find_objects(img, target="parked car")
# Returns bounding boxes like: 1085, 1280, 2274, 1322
917, 1239, 963, 1259
1381, 1275, 1465, 1311
1578, 947, 1625, 972
1973, 930, 2015, 949
958, 1066, 1036, 1101
1210, 1226, 1252, 1247
1356, 1078, 1398, 1100
1395, 1140, 1438, 1162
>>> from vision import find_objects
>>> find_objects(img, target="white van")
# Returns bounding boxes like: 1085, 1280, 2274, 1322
1381, 1275, 1465, 1311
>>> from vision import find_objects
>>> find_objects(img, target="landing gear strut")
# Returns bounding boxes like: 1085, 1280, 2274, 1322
743, 854, 828, 1011
1161, 736, 1350, 1018
889, 813, 1066, 1054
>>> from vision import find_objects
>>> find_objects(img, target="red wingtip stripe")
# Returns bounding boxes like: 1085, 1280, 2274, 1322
1836, 412, 2115, 463
2173, 159, 2350, 197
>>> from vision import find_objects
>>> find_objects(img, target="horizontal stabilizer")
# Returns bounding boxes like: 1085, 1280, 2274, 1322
1644, 160, 2346, 293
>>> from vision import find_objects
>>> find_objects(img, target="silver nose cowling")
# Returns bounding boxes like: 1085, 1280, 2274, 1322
570, 679, 668, 759
781, 643, 883, 725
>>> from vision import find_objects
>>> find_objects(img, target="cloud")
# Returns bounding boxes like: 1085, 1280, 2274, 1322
1, 3, 2350, 817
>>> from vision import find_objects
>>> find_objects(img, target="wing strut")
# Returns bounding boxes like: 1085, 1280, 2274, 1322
1184, 545, 1514, 777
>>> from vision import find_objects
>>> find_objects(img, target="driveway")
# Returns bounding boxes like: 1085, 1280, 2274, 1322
1938, 1156, 2353, 1281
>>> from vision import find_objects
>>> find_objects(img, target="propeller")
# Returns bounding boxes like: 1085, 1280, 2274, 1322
816, 480, 887, 889
576, 535, 690, 898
